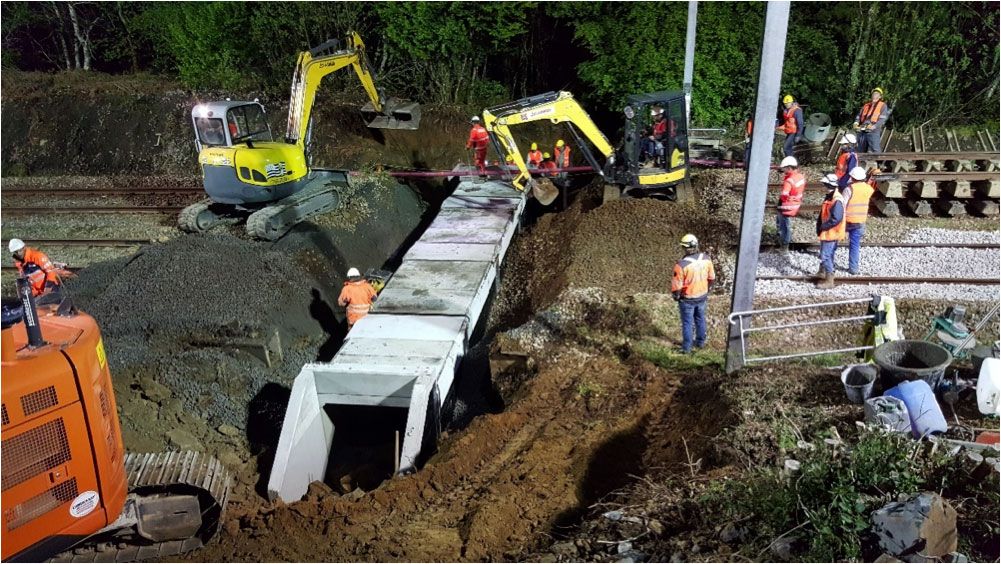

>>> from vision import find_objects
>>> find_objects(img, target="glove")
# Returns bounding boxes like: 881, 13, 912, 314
672, 291, 682, 302
852, 121, 860, 130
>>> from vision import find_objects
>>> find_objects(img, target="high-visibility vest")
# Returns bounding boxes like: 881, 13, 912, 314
782, 103, 800, 134
858, 99, 886, 127
818, 192, 847, 241
554, 146, 571, 168
466, 124, 489, 149
338, 280, 377, 325
835, 150, 857, 179
526, 150, 543, 166
14, 247, 59, 284
778, 170, 806, 217
671, 252, 715, 299
846, 181, 875, 224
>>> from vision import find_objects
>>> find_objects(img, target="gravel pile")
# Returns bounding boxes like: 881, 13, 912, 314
757, 248, 1000, 280
904, 227, 1000, 245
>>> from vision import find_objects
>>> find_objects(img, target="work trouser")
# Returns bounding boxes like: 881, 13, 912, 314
858, 129, 881, 154
783, 133, 799, 157
36, 282, 63, 306
473, 146, 488, 173
678, 296, 708, 352
775, 213, 792, 246
846, 223, 865, 273
819, 240, 838, 274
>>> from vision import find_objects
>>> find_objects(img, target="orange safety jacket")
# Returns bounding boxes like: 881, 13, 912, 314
781, 103, 801, 134
541, 160, 558, 177
778, 170, 806, 217
466, 124, 489, 150
818, 191, 847, 241
857, 99, 887, 128
526, 150, 543, 167
14, 247, 60, 285
671, 252, 715, 300
835, 150, 857, 180
553, 146, 571, 168
845, 181, 875, 224
338, 279, 378, 325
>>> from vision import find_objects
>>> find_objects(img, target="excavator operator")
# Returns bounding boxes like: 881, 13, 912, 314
9, 238, 64, 305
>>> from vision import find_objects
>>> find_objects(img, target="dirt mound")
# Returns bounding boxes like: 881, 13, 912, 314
493, 194, 738, 328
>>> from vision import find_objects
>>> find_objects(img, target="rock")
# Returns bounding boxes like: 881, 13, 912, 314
875, 554, 904, 563
648, 519, 664, 536
538, 553, 558, 563
551, 541, 577, 558
871, 492, 958, 558
616, 541, 632, 554
602, 510, 623, 521
345, 488, 366, 501
615, 549, 647, 563
306, 481, 335, 499
216, 449, 243, 469
166, 428, 203, 451
719, 523, 747, 543
138, 376, 171, 404
770, 536, 796, 561
217, 424, 241, 437
669, 551, 684, 562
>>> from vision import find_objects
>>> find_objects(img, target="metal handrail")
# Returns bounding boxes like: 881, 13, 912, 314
747, 346, 873, 364
729, 297, 872, 323
741, 314, 876, 334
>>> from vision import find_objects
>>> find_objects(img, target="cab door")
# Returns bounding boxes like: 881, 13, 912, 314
666, 97, 689, 175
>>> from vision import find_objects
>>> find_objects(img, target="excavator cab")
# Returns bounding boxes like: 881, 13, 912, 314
192, 101, 274, 152
620, 92, 691, 200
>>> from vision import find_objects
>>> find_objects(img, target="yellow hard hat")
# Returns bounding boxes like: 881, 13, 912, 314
556, 139, 565, 148
530, 142, 538, 150
543, 152, 551, 159
782, 94, 794, 104
680, 234, 698, 248
872, 87, 884, 96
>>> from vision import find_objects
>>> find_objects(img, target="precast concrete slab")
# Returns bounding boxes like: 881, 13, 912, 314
268, 177, 526, 502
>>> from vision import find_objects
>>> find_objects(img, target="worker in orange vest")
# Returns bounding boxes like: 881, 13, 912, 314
541, 152, 558, 177
815, 174, 848, 289
553, 139, 571, 167
526, 143, 543, 168
834, 133, 858, 189
854, 87, 889, 154
9, 238, 65, 305
671, 234, 715, 353
844, 166, 876, 275
775, 94, 803, 158
776, 156, 805, 254
338, 267, 378, 329
743, 118, 753, 165
465, 116, 490, 174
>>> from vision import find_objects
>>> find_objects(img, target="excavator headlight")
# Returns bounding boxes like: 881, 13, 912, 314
623, 105, 635, 120
607, 155, 615, 165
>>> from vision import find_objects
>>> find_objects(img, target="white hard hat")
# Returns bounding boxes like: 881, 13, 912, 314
821, 173, 839, 187
8, 238, 25, 253
347, 267, 361, 278
779, 156, 798, 168
849, 166, 867, 180
680, 234, 698, 248
470, 116, 480, 122
839, 133, 857, 145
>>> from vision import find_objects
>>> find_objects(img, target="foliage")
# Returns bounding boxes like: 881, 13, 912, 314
1, 2, 998, 124
700, 427, 996, 561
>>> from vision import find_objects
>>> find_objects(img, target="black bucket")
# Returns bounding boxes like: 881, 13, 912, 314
873, 340, 953, 390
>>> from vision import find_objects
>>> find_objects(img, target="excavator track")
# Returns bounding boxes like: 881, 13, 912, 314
49, 451, 231, 563
177, 199, 237, 233
246, 171, 346, 240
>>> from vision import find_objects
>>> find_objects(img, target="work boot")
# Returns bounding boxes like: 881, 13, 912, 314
814, 265, 825, 279
780, 243, 790, 256
815, 272, 835, 289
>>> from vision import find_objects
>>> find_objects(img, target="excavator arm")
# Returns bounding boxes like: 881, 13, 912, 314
285, 32, 419, 150
482, 91, 615, 203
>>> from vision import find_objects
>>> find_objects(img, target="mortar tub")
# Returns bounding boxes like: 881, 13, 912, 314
873, 340, 953, 390
267, 175, 525, 503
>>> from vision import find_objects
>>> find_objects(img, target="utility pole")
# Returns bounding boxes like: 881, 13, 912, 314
725, 2, 791, 374
683, 0, 698, 128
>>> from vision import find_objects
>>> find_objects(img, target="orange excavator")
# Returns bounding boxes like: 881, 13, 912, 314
1, 279, 230, 562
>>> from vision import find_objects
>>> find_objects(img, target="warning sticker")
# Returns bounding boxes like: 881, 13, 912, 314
70, 490, 100, 518
96, 339, 107, 369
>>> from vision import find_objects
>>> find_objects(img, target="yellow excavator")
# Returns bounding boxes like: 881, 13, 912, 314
180, 32, 420, 240
483, 90, 691, 205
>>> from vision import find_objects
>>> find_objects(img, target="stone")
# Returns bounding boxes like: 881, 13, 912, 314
216, 449, 243, 469
551, 541, 577, 558
871, 492, 958, 558
719, 523, 748, 544
217, 424, 241, 437
306, 480, 335, 499
648, 519, 664, 536
875, 554, 904, 563
770, 536, 795, 561
166, 428, 203, 451
538, 553, 558, 563
138, 376, 171, 404
615, 549, 646, 563
345, 488, 366, 501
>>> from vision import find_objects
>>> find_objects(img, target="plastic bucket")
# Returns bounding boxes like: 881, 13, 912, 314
841, 364, 877, 404
873, 340, 953, 391
803, 113, 832, 143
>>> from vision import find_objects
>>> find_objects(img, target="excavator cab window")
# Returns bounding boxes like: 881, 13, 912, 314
195, 118, 227, 147
665, 98, 688, 171
227, 104, 273, 144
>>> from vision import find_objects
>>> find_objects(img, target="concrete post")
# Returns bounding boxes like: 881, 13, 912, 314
683, 0, 698, 127
724, 2, 791, 374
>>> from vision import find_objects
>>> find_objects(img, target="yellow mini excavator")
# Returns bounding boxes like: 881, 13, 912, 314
180, 32, 420, 240
483, 90, 691, 206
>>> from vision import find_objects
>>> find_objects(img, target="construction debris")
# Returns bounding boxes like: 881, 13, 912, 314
871, 493, 958, 560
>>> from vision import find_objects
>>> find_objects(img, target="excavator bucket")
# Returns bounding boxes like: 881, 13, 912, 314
530, 178, 560, 206
362, 98, 421, 130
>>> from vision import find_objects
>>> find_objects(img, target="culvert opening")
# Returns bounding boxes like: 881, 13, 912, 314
322, 404, 409, 493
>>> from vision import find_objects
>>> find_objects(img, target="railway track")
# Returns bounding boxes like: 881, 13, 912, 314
757, 242, 1000, 251
4, 205, 186, 215
0, 238, 154, 247
756, 275, 998, 286
3, 188, 204, 197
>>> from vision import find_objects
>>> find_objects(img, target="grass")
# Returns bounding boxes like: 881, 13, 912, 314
633, 339, 725, 370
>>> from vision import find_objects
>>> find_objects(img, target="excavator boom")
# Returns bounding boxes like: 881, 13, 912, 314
286, 31, 420, 150
482, 91, 614, 205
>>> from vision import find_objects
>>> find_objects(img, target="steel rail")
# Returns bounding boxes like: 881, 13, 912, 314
756, 275, 999, 286
3, 188, 203, 196
4, 206, 185, 215
0, 238, 153, 247
758, 242, 1000, 250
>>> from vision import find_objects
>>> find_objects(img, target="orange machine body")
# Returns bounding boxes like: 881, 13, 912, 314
1, 305, 128, 561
